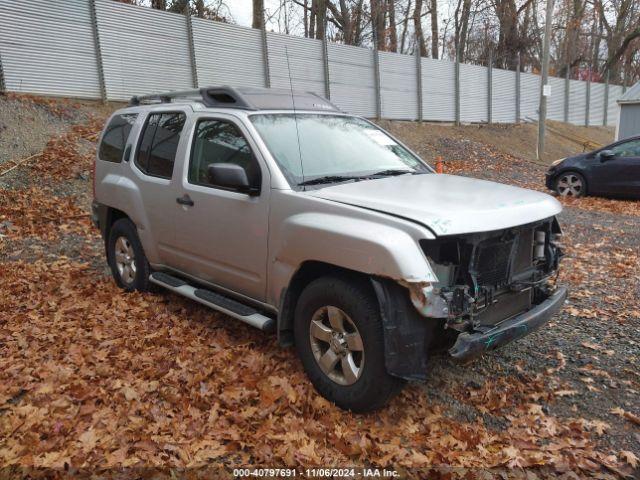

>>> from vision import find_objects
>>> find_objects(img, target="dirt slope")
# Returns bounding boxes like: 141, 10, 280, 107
378, 119, 615, 165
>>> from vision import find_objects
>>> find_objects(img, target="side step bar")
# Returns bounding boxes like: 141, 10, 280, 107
149, 272, 275, 332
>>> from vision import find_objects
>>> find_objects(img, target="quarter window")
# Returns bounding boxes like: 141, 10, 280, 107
135, 112, 186, 179
188, 119, 261, 189
98, 114, 137, 163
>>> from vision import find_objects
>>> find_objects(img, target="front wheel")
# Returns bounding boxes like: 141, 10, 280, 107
294, 276, 405, 412
555, 171, 586, 197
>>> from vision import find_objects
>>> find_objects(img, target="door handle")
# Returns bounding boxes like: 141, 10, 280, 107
176, 194, 194, 206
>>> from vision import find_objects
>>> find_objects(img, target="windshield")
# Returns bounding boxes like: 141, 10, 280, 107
249, 114, 431, 186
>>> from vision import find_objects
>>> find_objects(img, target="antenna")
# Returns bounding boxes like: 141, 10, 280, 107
284, 46, 306, 188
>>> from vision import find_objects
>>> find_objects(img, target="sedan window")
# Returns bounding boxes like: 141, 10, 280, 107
611, 139, 640, 157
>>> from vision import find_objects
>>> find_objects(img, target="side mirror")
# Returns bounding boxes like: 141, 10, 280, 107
207, 163, 258, 195
599, 149, 615, 161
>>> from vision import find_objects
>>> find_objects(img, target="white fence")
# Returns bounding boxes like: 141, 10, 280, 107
0, 0, 624, 126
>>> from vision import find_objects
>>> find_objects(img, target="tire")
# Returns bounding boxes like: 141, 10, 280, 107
294, 275, 405, 412
555, 171, 587, 197
107, 218, 153, 292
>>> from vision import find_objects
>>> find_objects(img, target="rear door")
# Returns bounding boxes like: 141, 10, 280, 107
129, 109, 189, 264
594, 139, 640, 196
168, 113, 270, 302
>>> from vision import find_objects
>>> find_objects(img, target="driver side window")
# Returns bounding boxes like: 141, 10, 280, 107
188, 119, 261, 189
611, 139, 640, 157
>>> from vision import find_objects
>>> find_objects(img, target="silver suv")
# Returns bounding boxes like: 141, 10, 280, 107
92, 86, 567, 412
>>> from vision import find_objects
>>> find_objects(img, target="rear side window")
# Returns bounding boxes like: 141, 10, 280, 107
135, 112, 186, 179
98, 114, 137, 163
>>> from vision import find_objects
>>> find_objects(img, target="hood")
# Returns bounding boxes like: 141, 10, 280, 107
306, 174, 562, 236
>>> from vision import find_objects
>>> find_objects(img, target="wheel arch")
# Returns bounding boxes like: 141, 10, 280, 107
277, 261, 439, 381
277, 261, 372, 346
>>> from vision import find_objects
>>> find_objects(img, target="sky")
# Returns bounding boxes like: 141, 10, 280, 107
226, 0, 281, 27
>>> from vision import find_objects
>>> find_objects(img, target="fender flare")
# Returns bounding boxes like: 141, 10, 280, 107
370, 277, 440, 381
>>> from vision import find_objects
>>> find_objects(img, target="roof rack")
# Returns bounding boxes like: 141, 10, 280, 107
129, 86, 342, 113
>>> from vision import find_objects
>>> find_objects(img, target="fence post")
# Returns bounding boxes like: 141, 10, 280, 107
487, 49, 493, 124
603, 70, 609, 126
564, 64, 570, 123
0, 49, 6, 95
515, 54, 520, 123
89, 0, 107, 102
261, 26, 271, 88
585, 65, 591, 127
454, 47, 460, 125
322, 34, 330, 99
184, 5, 198, 88
415, 37, 423, 123
373, 37, 382, 120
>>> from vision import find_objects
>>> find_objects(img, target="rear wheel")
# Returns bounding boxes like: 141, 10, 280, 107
107, 218, 152, 292
555, 171, 586, 197
294, 276, 405, 412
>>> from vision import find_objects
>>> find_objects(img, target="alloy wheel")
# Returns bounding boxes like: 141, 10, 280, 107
556, 173, 584, 197
309, 306, 365, 386
114, 236, 137, 285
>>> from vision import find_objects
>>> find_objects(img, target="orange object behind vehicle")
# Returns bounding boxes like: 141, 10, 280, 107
435, 157, 444, 173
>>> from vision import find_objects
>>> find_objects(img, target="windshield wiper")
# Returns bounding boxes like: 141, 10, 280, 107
298, 175, 362, 186
367, 169, 416, 177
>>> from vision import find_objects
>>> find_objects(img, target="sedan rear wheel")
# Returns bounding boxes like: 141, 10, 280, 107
555, 172, 586, 197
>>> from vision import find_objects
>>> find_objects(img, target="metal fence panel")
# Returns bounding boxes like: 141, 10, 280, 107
421, 58, 456, 122
0, 0, 627, 125
568, 79, 587, 125
459, 63, 488, 122
547, 76, 565, 121
607, 85, 623, 127
192, 19, 265, 88
0, 0, 101, 98
96, 0, 192, 101
267, 32, 324, 95
327, 43, 376, 118
379, 51, 418, 120
492, 67, 516, 123
589, 82, 605, 125
520, 72, 539, 121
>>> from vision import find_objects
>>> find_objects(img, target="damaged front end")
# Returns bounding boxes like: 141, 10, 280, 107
411, 216, 567, 361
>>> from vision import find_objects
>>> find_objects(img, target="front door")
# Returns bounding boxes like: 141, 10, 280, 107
594, 138, 640, 196
169, 114, 270, 302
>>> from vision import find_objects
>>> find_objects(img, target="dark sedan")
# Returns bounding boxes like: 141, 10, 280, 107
545, 136, 640, 199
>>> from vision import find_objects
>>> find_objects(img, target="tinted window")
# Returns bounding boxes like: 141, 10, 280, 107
611, 139, 640, 157
99, 114, 137, 163
135, 112, 186, 179
188, 119, 260, 188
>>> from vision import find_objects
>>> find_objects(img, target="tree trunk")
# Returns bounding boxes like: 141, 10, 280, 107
252, 0, 265, 29
194, 0, 204, 18
315, 0, 326, 40
430, 0, 438, 58
371, 0, 386, 50
151, 0, 166, 10
387, 0, 398, 52
413, 0, 426, 56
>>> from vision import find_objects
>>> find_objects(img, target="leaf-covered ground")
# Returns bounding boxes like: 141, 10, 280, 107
0, 95, 638, 478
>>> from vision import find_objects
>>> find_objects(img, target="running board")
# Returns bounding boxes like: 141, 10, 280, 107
149, 272, 275, 332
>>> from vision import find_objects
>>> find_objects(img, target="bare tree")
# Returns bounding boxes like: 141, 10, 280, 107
414, 0, 427, 55
430, 0, 438, 58
253, 0, 265, 29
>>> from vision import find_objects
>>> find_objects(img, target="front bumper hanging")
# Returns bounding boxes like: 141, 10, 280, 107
449, 286, 568, 361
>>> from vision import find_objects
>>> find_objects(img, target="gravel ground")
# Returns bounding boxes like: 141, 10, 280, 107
1, 96, 638, 475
